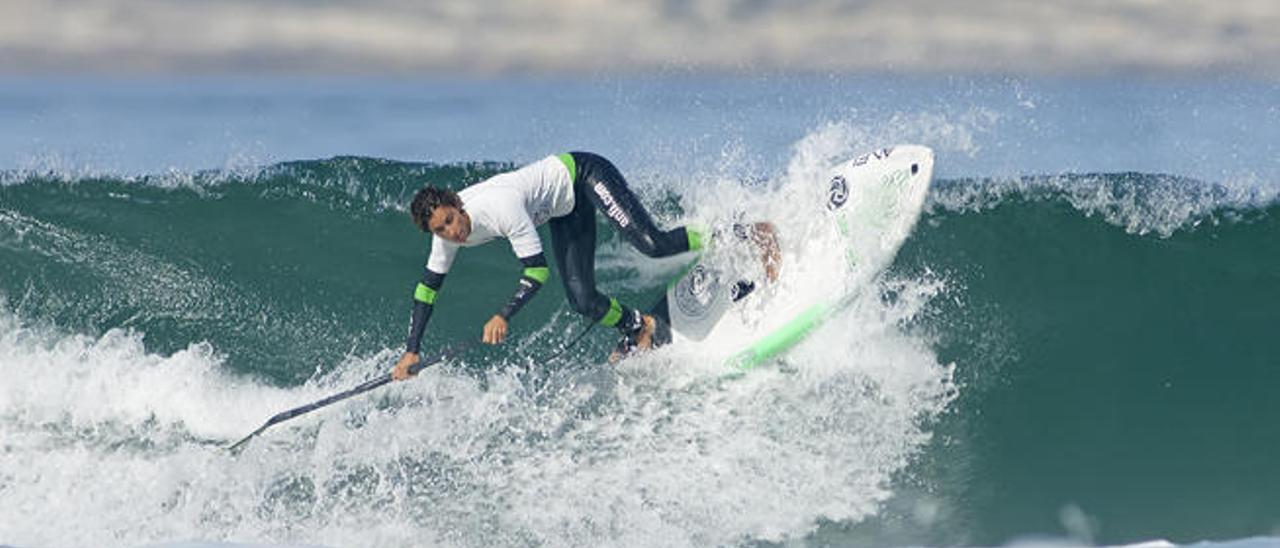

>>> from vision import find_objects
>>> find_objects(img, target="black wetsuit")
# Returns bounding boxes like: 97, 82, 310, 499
550, 152, 696, 326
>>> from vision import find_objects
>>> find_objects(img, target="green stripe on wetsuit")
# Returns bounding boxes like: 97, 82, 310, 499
686, 226, 705, 251
557, 153, 577, 182
599, 297, 623, 327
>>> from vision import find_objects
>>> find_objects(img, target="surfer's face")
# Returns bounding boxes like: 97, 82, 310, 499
428, 205, 470, 243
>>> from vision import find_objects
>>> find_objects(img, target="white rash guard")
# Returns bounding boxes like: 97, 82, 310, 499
427, 154, 575, 272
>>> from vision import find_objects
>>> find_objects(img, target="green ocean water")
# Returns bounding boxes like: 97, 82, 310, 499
1, 159, 1277, 546
883, 179, 1280, 545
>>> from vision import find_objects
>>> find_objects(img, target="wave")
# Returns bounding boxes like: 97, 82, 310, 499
0, 152, 959, 547
2, 158, 1273, 371
930, 171, 1278, 237
1, 145, 1277, 545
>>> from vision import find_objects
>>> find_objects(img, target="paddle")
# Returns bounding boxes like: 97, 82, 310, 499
226, 347, 457, 453
226, 320, 601, 454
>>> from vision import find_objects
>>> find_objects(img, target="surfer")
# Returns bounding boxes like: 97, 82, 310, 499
392, 152, 702, 380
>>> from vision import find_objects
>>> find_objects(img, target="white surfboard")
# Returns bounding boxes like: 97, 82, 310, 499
665, 145, 935, 369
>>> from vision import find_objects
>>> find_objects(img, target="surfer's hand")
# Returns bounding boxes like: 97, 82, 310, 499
751, 222, 781, 282
392, 352, 419, 381
482, 315, 508, 345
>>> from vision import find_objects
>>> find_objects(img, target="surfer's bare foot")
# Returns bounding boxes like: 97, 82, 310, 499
608, 314, 657, 363
636, 314, 656, 350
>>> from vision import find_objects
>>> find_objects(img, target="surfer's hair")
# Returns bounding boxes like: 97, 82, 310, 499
410, 186, 463, 232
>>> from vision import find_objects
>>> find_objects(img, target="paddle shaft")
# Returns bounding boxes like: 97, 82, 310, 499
227, 322, 600, 453
227, 355, 435, 452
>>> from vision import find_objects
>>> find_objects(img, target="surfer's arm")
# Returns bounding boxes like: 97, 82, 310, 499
748, 222, 781, 282
500, 253, 550, 319
404, 236, 456, 351
394, 268, 446, 380
483, 208, 548, 344
406, 268, 446, 353
483, 253, 550, 344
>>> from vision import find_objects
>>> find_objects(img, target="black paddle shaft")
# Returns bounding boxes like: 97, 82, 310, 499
225, 324, 598, 454
226, 352, 444, 453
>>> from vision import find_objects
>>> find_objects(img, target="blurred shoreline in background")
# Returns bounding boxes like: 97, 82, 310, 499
2, 0, 1278, 78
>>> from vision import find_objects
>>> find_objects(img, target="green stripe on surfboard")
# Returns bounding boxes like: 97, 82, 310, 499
727, 302, 831, 370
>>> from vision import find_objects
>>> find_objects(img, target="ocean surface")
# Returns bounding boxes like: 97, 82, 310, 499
1, 74, 1278, 548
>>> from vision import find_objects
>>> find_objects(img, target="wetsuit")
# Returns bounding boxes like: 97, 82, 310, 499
406, 152, 701, 353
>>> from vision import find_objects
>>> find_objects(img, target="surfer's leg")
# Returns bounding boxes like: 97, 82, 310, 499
570, 152, 703, 258
548, 195, 645, 334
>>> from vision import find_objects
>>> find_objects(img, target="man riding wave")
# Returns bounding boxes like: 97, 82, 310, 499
391, 152, 705, 379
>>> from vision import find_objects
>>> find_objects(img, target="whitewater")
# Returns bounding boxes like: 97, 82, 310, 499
1, 75, 1277, 547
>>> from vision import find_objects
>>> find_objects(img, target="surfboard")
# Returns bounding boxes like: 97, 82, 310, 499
665, 145, 935, 369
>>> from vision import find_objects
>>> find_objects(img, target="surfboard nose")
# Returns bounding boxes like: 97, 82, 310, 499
891, 144, 935, 181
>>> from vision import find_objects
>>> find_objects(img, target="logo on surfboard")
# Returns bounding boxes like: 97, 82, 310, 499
674, 264, 720, 317
849, 147, 894, 168
827, 175, 849, 210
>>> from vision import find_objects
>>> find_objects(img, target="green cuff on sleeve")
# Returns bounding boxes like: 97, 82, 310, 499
523, 266, 550, 284
414, 283, 438, 304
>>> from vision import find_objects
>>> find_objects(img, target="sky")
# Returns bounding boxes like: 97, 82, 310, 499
2, 0, 1278, 77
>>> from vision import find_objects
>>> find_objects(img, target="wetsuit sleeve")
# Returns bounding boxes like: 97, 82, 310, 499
498, 253, 549, 320
407, 236, 457, 354
406, 268, 446, 354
